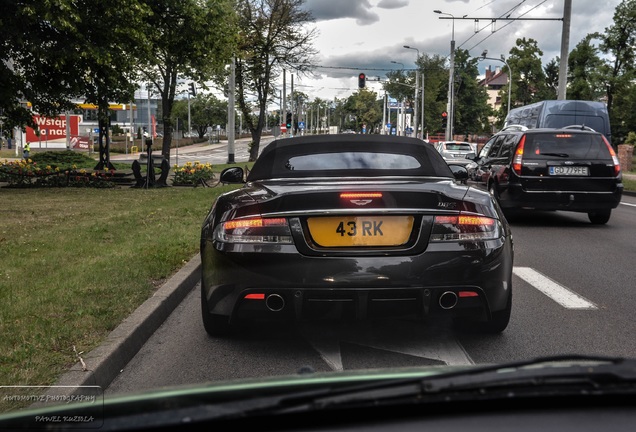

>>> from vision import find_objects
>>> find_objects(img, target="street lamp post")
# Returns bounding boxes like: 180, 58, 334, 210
434, 10, 455, 141
391, 61, 406, 136
479, 50, 512, 119
403, 45, 420, 139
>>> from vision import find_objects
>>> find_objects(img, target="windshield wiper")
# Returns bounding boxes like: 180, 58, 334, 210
67, 355, 636, 429
257, 355, 636, 415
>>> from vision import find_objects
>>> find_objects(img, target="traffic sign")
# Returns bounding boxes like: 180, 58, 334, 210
298, 121, 305, 130
280, 124, 287, 132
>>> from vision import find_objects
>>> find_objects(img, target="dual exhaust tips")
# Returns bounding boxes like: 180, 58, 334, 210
265, 291, 459, 312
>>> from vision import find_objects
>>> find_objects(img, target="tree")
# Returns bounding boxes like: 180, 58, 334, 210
345, 89, 382, 133
597, 0, 636, 143
543, 58, 560, 100
0, 0, 148, 157
415, 54, 448, 135
507, 38, 548, 106
233, 0, 318, 161
451, 49, 492, 137
76, 0, 150, 170
567, 34, 605, 101
171, 94, 229, 138
139, 0, 238, 163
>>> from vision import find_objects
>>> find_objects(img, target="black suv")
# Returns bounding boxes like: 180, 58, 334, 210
466, 125, 623, 224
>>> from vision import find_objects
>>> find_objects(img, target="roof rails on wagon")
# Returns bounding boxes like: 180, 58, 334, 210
500, 124, 528, 132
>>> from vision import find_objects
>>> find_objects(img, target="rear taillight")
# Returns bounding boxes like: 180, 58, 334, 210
602, 136, 621, 177
512, 135, 526, 175
213, 217, 293, 244
431, 213, 499, 242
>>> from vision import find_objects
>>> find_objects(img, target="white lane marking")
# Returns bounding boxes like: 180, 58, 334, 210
620, 202, 636, 207
513, 267, 597, 310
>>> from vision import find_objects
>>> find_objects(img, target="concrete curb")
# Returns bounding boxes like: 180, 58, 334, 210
35, 254, 201, 406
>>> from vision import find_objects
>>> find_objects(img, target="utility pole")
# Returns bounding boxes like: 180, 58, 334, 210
227, 56, 235, 163
282, 69, 287, 137
558, 0, 572, 100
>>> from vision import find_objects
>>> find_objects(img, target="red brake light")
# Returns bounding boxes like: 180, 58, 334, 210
602, 135, 621, 177
340, 192, 383, 199
215, 217, 292, 244
223, 217, 287, 230
431, 213, 499, 242
512, 135, 526, 175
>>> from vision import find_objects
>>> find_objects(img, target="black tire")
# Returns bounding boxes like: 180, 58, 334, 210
454, 289, 512, 334
588, 210, 611, 225
201, 286, 232, 337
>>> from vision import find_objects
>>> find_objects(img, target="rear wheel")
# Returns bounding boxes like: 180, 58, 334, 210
588, 210, 611, 225
454, 289, 512, 334
201, 286, 232, 337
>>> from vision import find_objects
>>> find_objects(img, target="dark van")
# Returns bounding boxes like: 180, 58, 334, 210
503, 100, 611, 144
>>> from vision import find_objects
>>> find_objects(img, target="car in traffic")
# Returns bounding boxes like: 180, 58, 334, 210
466, 125, 623, 224
200, 134, 514, 336
434, 141, 476, 166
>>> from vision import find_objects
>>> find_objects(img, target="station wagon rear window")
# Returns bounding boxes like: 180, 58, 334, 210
284, 152, 421, 171
524, 133, 610, 160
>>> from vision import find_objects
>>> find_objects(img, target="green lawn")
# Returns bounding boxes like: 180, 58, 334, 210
0, 185, 238, 412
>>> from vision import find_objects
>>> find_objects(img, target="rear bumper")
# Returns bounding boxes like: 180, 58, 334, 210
201, 238, 513, 324
499, 182, 623, 211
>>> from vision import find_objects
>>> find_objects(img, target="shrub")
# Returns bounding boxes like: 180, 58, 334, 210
172, 161, 215, 186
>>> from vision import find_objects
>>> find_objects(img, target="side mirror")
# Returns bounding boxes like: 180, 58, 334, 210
219, 167, 245, 184
448, 164, 469, 183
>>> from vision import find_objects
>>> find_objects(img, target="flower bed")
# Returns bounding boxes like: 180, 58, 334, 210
0, 159, 115, 188
172, 161, 216, 186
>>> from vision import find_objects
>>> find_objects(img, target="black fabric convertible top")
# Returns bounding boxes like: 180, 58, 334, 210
247, 135, 454, 181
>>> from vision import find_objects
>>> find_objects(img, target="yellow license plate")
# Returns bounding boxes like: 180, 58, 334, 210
307, 216, 414, 247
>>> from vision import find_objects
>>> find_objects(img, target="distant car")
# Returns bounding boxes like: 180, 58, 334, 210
466, 125, 623, 224
435, 141, 475, 166
200, 134, 514, 337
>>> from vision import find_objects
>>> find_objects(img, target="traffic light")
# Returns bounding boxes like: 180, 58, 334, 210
188, 82, 196, 96
441, 111, 448, 129
358, 73, 366, 88
286, 112, 292, 128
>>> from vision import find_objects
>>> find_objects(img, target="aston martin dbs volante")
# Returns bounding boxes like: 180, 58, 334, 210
200, 135, 514, 336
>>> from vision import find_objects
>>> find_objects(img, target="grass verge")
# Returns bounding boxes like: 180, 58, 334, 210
0, 185, 237, 412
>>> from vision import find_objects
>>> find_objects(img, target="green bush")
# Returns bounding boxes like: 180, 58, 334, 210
30, 150, 96, 170
625, 131, 636, 146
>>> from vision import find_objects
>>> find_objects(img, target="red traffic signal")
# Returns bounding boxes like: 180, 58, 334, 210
441, 111, 448, 118
358, 73, 366, 88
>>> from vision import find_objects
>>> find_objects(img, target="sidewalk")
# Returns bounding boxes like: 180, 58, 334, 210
109, 139, 231, 162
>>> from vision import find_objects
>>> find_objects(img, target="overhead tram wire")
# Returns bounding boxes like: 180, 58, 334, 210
455, 0, 552, 53
457, 0, 531, 50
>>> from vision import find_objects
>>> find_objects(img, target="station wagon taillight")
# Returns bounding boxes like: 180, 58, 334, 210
602, 136, 621, 177
512, 135, 526, 175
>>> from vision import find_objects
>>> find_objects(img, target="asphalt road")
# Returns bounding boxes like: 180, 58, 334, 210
104, 194, 636, 396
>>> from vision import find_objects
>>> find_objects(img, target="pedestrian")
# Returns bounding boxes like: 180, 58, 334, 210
23, 142, 31, 160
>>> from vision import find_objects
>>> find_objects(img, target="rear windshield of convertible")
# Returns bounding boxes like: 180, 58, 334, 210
285, 152, 421, 171
247, 136, 453, 180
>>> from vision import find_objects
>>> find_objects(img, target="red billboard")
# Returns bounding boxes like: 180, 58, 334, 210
25, 115, 82, 144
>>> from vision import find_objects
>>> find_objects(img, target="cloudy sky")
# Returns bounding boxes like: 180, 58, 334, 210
288, 0, 623, 101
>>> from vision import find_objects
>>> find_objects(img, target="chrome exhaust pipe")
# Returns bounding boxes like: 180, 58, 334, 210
265, 294, 285, 312
439, 291, 458, 310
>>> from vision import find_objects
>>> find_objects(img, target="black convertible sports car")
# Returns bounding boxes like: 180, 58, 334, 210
200, 135, 514, 336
